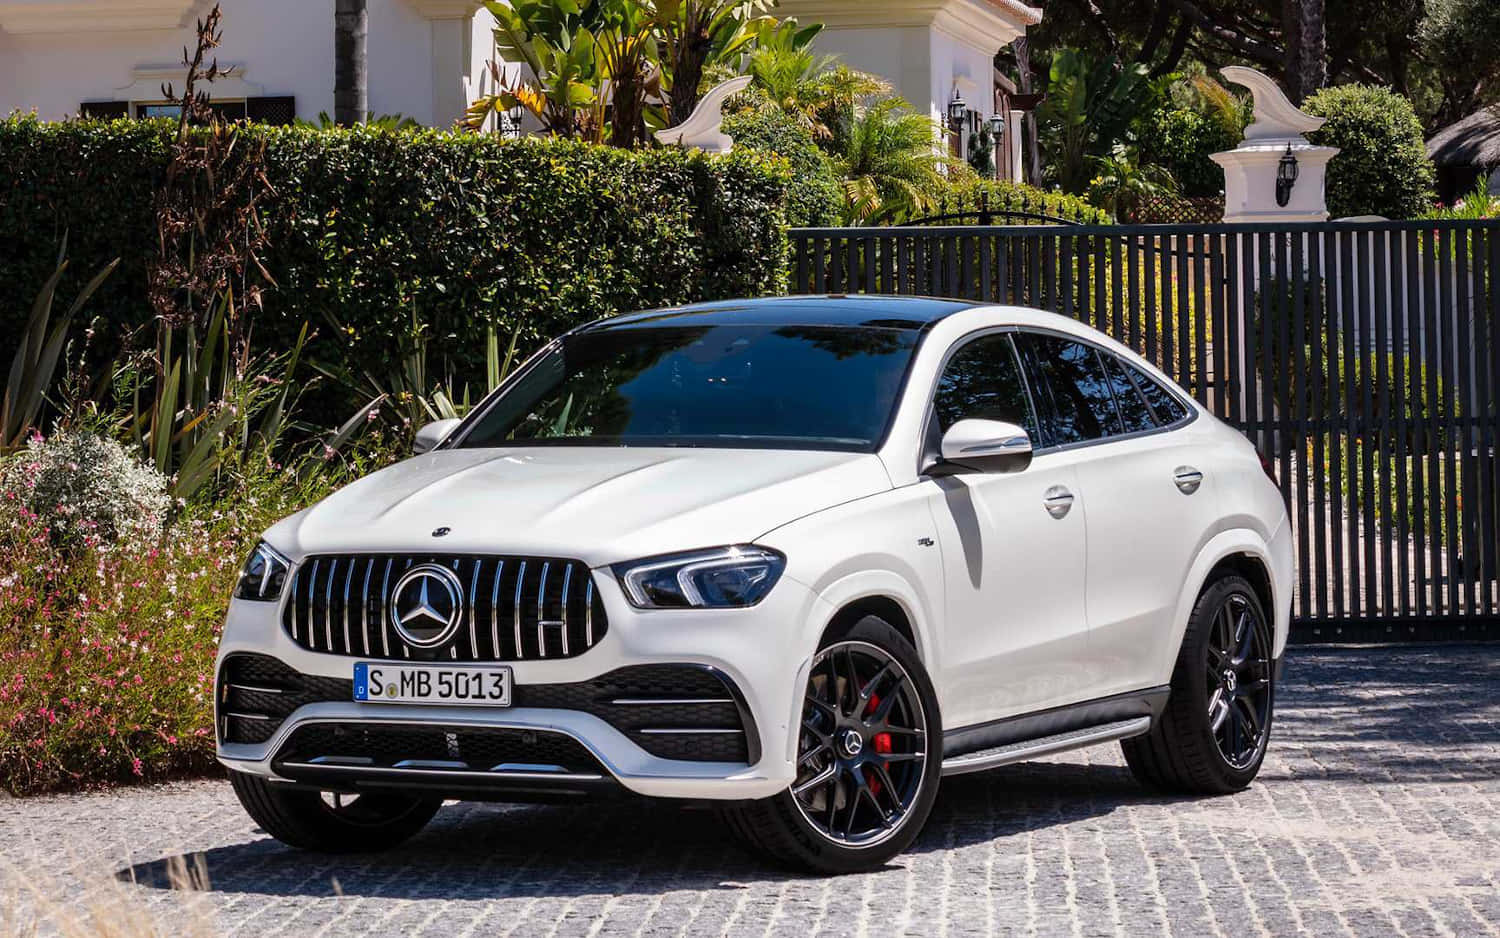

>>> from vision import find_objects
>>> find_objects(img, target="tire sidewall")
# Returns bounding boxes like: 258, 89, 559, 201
1181, 576, 1275, 789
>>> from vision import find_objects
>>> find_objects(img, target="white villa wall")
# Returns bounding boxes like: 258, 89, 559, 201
0, 0, 499, 127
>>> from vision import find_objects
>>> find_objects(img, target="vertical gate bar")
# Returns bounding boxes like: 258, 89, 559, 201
1059, 234, 1073, 319
1337, 229, 1360, 618
1393, 228, 1413, 618
1356, 230, 1379, 622
1423, 228, 1443, 615
1456, 224, 1479, 616
847, 235, 861, 294
863, 233, 877, 296
1307, 228, 1328, 620
1410, 229, 1430, 615
1210, 233, 1228, 420
813, 236, 826, 293
1178, 231, 1192, 392
959, 232, 973, 299
979, 230, 993, 301
997, 231, 1011, 303
947, 232, 961, 298
1274, 233, 1296, 593
1194, 232, 1210, 407
1226, 233, 1243, 426
929, 233, 943, 295
1439, 227, 1462, 616
1098, 231, 1110, 331
1145, 234, 1159, 363
1162, 233, 1177, 377
1291, 229, 1312, 620
1028, 234, 1042, 308
1109, 236, 1123, 342
1257, 231, 1274, 457
1128, 232, 1141, 352
1487, 228, 1500, 611
1324, 230, 1345, 619
795, 235, 808, 293
1373, 229, 1393, 617
1473, 228, 1497, 615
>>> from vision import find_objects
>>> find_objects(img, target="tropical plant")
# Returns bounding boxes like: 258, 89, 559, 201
835, 98, 948, 225
293, 111, 420, 131
649, 0, 776, 124
1036, 47, 1156, 195
3, 245, 118, 455
1087, 144, 1180, 220
743, 21, 887, 144
466, 0, 610, 140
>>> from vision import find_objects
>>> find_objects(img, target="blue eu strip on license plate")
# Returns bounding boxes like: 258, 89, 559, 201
353, 662, 512, 706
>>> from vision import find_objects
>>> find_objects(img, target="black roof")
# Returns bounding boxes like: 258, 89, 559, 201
585, 295, 980, 333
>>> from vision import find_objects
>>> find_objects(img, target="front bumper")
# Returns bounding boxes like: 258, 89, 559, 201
215, 571, 823, 801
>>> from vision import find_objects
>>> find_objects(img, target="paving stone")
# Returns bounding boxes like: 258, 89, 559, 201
3, 645, 1498, 937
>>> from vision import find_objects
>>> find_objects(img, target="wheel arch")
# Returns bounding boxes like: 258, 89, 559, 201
804, 570, 936, 669
1163, 529, 1289, 682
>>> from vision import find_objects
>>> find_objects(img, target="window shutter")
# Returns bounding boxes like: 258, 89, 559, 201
79, 101, 130, 119
246, 96, 296, 125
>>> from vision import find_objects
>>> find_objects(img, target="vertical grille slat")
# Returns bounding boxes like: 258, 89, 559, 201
282, 554, 604, 662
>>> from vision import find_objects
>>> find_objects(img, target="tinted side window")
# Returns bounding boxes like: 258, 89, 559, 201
1024, 334, 1123, 444
1102, 353, 1156, 433
933, 334, 1037, 440
1128, 362, 1190, 425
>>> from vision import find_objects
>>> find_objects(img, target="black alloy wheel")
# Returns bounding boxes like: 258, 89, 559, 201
1205, 590, 1273, 769
791, 640, 930, 847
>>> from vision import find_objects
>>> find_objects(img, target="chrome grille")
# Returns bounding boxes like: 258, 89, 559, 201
281, 554, 607, 661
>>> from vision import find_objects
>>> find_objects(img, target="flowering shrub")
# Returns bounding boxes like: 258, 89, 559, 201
1, 432, 171, 552
0, 441, 397, 794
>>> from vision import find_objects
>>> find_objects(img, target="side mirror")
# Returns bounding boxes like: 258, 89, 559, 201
933, 419, 1033, 475
413, 418, 462, 456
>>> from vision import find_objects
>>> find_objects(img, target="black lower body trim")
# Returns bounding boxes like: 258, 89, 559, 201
942, 685, 1171, 759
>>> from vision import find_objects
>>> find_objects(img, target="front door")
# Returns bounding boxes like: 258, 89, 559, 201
922, 332, 1091, 730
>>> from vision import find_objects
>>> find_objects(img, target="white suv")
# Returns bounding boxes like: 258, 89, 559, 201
217, 296, 1291, 873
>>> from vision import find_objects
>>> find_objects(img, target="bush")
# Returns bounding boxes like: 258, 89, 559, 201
1304, 85, 1436, 219
1, 432, 170, 552
723, 107, 842, 227
0, 117, 794, 407
1138, 106, 1241, 197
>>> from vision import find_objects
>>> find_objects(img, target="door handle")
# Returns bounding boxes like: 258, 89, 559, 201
1174, 466, 1204, 495
1043, 486, 1075, 519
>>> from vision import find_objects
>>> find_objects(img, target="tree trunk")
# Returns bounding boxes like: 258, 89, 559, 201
670, 37, 712, 126
1283, 0, 1325, 104
1012, 36, 1042, 185
334, 0, 368, 126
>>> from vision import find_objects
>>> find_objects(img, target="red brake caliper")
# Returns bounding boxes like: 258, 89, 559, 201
865, 694, 893, 796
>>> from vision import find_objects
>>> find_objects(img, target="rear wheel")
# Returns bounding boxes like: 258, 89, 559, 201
229, 770, 442, 852
722, 616, 942, 874
1122, 574, 1275, 793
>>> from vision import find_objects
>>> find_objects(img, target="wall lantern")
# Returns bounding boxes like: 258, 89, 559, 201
947, 87, 968, 133
1275, 144, 1299, 207
988, 112, 1006, 139
503, 103, 525, 138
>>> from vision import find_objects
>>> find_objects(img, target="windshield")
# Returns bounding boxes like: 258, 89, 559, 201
455, 324, 920, 452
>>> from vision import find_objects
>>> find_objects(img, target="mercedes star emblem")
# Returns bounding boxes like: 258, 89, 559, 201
389, 563, 464, 647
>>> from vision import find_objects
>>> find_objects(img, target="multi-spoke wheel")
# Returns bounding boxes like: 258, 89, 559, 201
722, 615, 942, 873
229, 771, 441, 852
1123, 573, 1276, 794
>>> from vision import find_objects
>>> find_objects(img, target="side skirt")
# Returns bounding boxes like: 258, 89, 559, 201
940, 685, 1169, 777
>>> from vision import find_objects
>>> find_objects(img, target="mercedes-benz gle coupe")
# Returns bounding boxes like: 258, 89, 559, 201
217, 296, 1292, 873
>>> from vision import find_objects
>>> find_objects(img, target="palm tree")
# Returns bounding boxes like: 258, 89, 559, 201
835, 98, 949, 225
334, 0, 368, 126
650, 0, 774, 124
745, 21, 888, 142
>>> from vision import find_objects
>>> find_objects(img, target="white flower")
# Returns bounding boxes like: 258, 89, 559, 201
0, 432, 170, 551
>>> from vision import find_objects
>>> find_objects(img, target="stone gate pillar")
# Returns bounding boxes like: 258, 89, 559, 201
1211, 66, 1338, 223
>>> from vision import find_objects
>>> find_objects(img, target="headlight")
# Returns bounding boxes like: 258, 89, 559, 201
616, 546, 785, 609
236, 541, 291, 602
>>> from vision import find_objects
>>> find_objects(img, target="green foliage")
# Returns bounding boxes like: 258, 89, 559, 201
1086, 145, 1178, 219
1036, 47, 1156, 195
0, 118, 793, 415
1304, 84, 1436, 220
722, 106, 841, 226
927, 176, 1112, 225
1417, 0, 1500, 102
835, 99, 949, 225
1137, 104, 1242, 197
293, 112, 422, 132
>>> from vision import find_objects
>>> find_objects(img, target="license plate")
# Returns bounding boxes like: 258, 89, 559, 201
354, 663, 511, 706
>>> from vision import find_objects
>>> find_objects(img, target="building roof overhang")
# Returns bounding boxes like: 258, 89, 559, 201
0, 0, 216, 35
774, 0, 1041, 51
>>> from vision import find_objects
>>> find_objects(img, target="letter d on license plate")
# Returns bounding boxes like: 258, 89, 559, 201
354, 663, 512, 706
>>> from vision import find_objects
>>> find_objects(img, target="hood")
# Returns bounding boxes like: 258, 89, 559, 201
266, 446, 892, 567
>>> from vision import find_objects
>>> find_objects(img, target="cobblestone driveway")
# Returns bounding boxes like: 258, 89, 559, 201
4, 645, 1499, 937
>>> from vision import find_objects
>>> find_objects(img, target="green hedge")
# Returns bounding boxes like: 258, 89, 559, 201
723, 107, 842, 228
0, 116, 793, 401
1138, 105, 1241, 197
929, 177, 1113, 226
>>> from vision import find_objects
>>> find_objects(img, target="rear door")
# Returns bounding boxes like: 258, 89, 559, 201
1023, 332, 1215, 698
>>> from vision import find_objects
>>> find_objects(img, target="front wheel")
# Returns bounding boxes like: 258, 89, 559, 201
722, 616, 942, 874
1122, 574, 1276, 794
230, 770, 442, 852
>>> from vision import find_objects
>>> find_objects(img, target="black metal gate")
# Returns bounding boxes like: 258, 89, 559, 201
787, 220, 1500, 642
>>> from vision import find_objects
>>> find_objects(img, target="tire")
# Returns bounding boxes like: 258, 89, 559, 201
229, 770, 442, 852
722, 615, 943, 874
1122, 574, 1276, 794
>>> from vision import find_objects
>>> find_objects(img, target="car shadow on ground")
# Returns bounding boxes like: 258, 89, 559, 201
117, 761, 1179, 898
